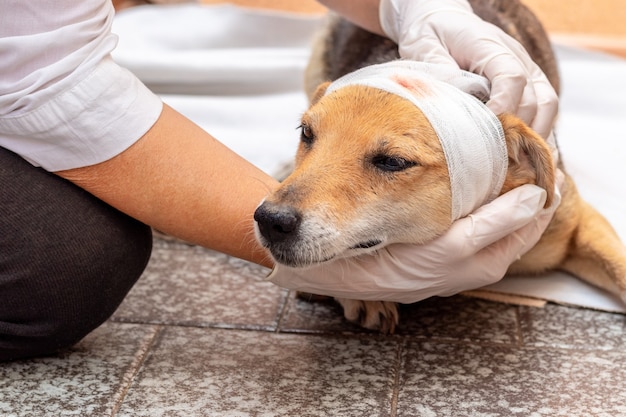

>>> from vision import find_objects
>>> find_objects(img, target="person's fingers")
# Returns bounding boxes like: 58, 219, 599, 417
438, 223, 539, 294
399, 34, 461, 69
440, 184, 547, 258
479, 170, 562, 262
476, 37, 557, 141
527, 68, 559, 140
478, 50, 531, 116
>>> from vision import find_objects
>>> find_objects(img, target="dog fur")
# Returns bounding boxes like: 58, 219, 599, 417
254, 0, 626, 333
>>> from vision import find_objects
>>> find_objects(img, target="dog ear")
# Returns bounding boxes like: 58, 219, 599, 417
498, 113, 555, 208
310, 81, 332, 105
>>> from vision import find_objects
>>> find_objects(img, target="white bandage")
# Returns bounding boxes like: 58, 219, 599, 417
324, 60, 507, 221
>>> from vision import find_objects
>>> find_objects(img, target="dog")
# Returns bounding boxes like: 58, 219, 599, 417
254, 0, 626, 333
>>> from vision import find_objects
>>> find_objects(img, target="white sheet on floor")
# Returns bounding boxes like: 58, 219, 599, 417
112, 4, 626, 313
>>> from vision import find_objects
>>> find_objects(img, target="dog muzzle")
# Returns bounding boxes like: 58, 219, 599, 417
324, 60, 507, 221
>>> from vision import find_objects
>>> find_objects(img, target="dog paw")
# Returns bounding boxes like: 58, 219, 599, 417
335, 298, 399, 334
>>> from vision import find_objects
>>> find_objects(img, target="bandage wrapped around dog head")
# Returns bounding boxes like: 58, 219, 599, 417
324, 60, 507, 221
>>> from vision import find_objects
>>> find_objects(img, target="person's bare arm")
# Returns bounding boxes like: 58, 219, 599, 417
57, 104, 276, 268
316, 0, 384, 35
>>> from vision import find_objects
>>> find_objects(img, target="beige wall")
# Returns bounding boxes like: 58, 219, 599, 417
199, 0, 325, 13
522, 0, 626, 57
198, 0, 626, 35
522, 0, 626, 36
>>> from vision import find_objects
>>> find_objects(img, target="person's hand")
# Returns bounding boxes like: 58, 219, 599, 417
267, 177, 562, 304
378, 0, 558, 142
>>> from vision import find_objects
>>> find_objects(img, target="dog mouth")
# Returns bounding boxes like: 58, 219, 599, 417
272, 251, 336, 268
349, 239, 383, 250
268, 239, 383, 267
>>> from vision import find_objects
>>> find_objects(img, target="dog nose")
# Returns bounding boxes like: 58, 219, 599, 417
254, 202, 302, 243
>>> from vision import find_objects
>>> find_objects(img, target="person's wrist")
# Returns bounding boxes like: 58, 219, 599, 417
379, 0, 475, 43
415, 0, 473, 13
378, 0, 401, 42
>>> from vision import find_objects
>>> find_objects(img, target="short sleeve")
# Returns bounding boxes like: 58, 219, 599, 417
0, 1, 163, 171
0, 58, 162, 171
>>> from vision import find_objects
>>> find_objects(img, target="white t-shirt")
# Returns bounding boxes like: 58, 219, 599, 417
0, 0, 163, 171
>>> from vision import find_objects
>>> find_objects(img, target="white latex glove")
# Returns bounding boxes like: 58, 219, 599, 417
379, 0, 559, 142
267, 178, 562, 304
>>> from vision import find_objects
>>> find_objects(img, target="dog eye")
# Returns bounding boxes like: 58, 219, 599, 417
297, 124, 314, 145
372, 155, 416, 172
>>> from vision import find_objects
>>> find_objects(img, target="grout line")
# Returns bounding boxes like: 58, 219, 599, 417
388, 340, 404, 417
515, 306, 526, 348
109, 324, 164, 417
273, 290, 294, 333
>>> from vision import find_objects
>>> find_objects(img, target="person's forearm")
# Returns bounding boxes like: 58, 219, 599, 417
317, 0, 384, 36
57, 104, 277, 268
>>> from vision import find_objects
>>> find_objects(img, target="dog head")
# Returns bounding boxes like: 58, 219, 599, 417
254, 81, 555, 268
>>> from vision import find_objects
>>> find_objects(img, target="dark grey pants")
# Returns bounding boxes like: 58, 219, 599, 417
0, 147, 152, 361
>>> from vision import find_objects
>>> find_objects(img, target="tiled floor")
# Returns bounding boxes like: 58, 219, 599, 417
4, 5, 626, 415
2, 235, 626, 416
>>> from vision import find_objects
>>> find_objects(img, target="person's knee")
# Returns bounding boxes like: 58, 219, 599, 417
0, 147, 153, 361
0, 220, 153, 362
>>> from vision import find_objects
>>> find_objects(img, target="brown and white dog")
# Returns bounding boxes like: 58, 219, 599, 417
254, 0, 626, 333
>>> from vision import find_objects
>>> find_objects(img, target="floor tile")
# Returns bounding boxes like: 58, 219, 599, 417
397, 340, 626, 417
116, 327, 399, 417
112, 241, 287, 330
519, 303, 626, 350
395, 296, 520, 344
0, 322, 159, 417
278, 292, 369, 334
280, 293, 520, 345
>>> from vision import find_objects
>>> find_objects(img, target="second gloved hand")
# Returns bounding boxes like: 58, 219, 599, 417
267, 178, 562, 304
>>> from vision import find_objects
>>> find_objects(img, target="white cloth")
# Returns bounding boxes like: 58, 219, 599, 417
325, 61, 507, 221
111, 3, 322, 95
0, 0, 162, 171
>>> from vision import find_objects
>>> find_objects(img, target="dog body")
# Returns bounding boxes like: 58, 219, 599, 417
254, 0, 626, 332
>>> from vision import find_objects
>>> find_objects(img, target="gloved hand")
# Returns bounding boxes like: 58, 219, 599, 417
378, 0, 559, 142
267, 176, 562, 304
